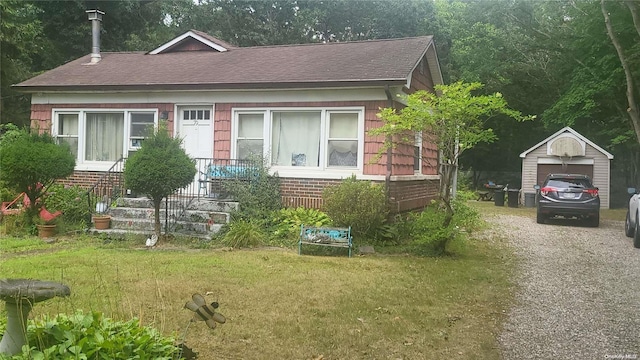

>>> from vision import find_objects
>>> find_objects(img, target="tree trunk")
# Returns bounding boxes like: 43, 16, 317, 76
153, 198, 162, 239
602, 0, 640, 144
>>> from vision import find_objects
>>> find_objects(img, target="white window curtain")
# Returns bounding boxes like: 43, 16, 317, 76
85, 113, 124, 161
57, 114, 79, 158
237, 113, 264, 159
327, 113, 358, 167
271, 111, 321, 167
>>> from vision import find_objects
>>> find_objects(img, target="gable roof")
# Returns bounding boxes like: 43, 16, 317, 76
148, 30, 235, 54
15, 34, 441, 92
519, 126, 614, 159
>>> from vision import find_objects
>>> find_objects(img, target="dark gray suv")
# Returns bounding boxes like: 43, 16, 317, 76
534, 174, 600, 227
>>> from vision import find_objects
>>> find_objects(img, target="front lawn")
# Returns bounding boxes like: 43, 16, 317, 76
0, 232, 513, 359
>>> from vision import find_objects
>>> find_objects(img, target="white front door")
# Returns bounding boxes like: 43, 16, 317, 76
176, 106, 214, 159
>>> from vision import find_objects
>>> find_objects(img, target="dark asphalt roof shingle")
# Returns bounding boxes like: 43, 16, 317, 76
16, 35, 435, 91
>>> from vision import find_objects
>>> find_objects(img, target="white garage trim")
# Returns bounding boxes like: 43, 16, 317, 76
537, 158, 594, 165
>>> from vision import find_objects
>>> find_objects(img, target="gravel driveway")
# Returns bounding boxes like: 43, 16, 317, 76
492, 214, 640, 360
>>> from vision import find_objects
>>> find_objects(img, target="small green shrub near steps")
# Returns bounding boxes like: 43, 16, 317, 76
43, 184, 92, 227
222, 220, 265, 248
0, 311, 181, 360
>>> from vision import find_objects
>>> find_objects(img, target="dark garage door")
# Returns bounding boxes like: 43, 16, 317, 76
536, 164, 594, 186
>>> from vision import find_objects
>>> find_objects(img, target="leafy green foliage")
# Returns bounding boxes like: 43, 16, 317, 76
42, 184, 92, 228
0, 128, 75, 223
373, 81, 529, 229
222, 220, 265, 248
0, 311, 180, 360
271, 207, 332, 238
124, 123, 196, 237
402, 200, 481, 256
322, 176, 388, 241
223, 160, 282, 223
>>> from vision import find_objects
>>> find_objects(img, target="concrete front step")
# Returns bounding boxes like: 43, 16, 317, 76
89, 228, 217, 240
109, 207, 229, 224
110, 217, 223, 234
115, 197, 239, 212
97, 196, 234, 237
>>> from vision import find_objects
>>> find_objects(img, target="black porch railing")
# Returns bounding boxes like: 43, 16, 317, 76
86, 157, 259, 234
86, 157, 126, 220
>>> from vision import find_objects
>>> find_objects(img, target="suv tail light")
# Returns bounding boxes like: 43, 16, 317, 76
540, 187, 556, 196
583, 188, 599, 196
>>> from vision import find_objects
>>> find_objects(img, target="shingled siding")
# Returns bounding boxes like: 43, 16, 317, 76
409, 57, 435, 93
280, 177, 438, 213
29, 103, 176, 135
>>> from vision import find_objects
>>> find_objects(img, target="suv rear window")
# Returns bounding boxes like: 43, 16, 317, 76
546, 178, 592, 189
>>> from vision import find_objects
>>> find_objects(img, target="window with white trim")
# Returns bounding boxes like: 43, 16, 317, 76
129, 112, 155, 149
52, 109, 158, 169
236, 113, 264, 160
327, 112, 358, 167
233, 108, 363, 171
55, 113, 79, 158
414, 131, 422, 173
272, 111, 321, 167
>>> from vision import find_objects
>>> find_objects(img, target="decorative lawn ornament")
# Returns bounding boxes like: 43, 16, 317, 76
184, 293, 226, 329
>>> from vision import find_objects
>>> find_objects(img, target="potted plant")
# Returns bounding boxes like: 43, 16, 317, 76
34, 215, 58, 238
92, 214, 111, 230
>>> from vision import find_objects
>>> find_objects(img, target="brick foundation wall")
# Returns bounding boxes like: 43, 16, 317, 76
57, 171, 108, 189
280, 178, 341, 208
388, 179, 439, 213
280, 177, 439, 213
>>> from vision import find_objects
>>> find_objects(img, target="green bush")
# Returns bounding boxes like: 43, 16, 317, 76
375, 214, 414, 245
451, 199, 482, 231
0, 181, 19, 203
0, 311, 180, 360
272, 207, 332, 238
223, 158, 282, 222
43, 184, 92, 227
399, 200, 481, 255
124, 123, 196, 237
0, 128, 75, 224
222, 220, 265, 248
322, 176, 388, 241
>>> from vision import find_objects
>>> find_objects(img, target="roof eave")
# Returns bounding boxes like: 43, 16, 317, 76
13, 79, 408, 93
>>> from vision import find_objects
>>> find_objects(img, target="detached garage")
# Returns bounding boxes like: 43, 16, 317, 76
520, 127, 614, 208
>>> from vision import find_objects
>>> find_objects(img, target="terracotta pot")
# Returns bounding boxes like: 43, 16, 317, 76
36, 224, 56, 238
93, 216, 111, 230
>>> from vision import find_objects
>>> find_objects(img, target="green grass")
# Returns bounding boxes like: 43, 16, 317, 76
0, 230, 514, 360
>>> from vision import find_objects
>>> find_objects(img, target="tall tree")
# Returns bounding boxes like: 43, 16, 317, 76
0, 1, 43, 127
372, 82, 530, 248
601, 0, 640, 145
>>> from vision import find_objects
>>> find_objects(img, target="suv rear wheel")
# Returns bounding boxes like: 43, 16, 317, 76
587, 213, 599, 228
536, 210, 546, 224
625, 210, 634, 237
634, 212, 640, 249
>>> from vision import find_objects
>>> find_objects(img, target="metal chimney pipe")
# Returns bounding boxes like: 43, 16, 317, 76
86, 10, 104, 63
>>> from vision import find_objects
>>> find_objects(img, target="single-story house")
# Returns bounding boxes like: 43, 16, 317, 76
14, 11, 444, 212
519, 126, 614, 208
